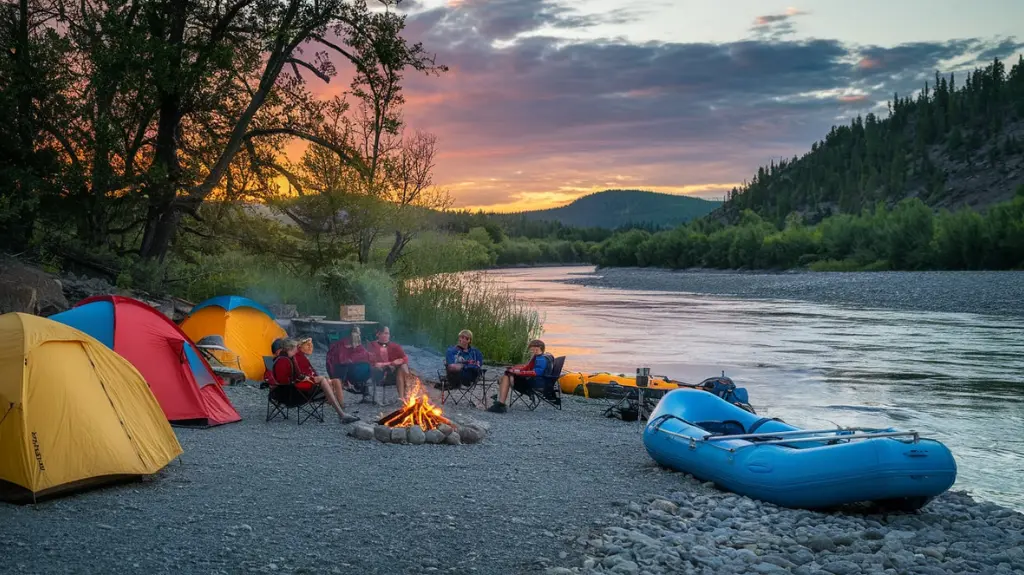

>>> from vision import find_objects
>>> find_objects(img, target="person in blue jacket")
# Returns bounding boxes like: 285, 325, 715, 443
445, 329, 484, 388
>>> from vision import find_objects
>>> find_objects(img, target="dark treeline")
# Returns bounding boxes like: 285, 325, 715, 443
593, 192, 1024, 271
588, 57, 1024, 272
722, 56, 1024, 225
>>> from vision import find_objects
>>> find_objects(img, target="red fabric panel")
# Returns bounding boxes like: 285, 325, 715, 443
80, 295, 242, 426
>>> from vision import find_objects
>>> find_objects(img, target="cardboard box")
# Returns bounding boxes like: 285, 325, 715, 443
339, 304, 365, 321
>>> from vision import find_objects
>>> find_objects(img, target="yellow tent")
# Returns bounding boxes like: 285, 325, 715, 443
0, 313, 183, 503
179, 296, 287, 380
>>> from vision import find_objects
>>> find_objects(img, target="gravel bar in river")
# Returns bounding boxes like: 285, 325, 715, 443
2, 346, 1022, 574
563, 267, 1024, 317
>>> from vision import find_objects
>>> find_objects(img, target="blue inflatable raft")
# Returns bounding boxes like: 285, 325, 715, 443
643, 389, 957, 510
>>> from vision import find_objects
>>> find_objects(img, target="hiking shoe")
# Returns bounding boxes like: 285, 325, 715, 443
486, 402, 507, 414
339, 414, 360, 424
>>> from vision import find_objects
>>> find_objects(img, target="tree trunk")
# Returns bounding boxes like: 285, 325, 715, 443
384, 231, 408, 270
139, 0, 189, 261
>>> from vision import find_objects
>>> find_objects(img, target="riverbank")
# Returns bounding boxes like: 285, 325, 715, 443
4, 345, 1023, 574
564, 267, 1024, 317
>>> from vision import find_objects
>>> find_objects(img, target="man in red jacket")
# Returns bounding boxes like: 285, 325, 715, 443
366, 325, 411, 402
326, 326, 373, 396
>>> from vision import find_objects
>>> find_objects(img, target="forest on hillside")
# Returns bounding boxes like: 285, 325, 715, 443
721, 57, 1024, 225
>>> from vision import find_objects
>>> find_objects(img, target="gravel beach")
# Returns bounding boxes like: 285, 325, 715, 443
564, 267, 1024, 317
3, 346, 1023, 575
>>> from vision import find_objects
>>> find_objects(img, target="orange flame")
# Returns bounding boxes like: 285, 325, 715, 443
378, 377, 453, 431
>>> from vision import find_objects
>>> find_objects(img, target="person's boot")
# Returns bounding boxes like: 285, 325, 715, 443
486, 401, 507, 413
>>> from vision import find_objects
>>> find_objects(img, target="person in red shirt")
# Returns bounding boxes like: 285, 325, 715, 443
274, 338, 358, 424
326, 326, 373, 396
366, 325, 411, 402
487, 339, 553, 413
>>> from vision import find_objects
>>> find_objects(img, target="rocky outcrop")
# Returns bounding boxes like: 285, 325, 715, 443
0, 256, 69, 316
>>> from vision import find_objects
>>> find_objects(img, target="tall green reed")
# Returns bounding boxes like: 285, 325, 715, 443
396, 272, 543, 364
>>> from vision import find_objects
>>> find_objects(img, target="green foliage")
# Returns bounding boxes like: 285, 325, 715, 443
395, 273, 542, 364
318, 265, 397, 326
591, 196, 1024, 271
722, 57, 1024, 221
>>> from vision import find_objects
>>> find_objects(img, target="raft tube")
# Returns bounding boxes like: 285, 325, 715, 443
559, 371, 755, 413
643, 389, 957, 510
558, 371, 685, 398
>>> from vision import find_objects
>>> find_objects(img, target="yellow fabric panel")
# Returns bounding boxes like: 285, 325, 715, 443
225, 308, 287, 379
0, 313, 182, 496
180, 307, 286, 380
0, 314, 30, 492
180, 307, 228, 347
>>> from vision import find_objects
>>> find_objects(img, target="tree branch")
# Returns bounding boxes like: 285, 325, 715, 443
244, 127, 368, 176
287, 57, 331, 83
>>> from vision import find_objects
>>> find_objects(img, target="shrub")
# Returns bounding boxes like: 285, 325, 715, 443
395, 272, 542, 364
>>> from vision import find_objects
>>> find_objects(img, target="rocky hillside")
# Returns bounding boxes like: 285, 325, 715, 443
718, 56, 1024, 224
0, 255, 192, 320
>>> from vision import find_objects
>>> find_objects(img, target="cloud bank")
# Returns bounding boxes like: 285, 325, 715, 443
343, 1, 1024, 210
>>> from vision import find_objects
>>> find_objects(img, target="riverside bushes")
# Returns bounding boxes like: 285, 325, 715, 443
396, 272, 542, 364
593, 194, 1024, 271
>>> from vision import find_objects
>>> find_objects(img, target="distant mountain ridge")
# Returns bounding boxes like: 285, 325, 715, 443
501, 190, 722, 229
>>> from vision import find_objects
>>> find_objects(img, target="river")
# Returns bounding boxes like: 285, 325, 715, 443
483, 265, 1024, 511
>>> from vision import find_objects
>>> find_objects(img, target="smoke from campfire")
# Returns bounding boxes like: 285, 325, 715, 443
378, 378, 454, 431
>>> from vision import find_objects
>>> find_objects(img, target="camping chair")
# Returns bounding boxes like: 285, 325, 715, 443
367, 365, 400, 405
264, 356, 327, 425
438, 367, 489, 407
508, 356, 565, 411
196, 335, 244, 372
602, 383, 660, 422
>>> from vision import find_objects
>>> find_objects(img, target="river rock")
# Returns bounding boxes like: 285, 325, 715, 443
459, 425, 484, 444
0, 256, 68, 316
408, 425, 426, 445
437, 424, 453, 436
424, 429, 444, 444
373, 425, 392, 443
390, 427, 408, 444
444, 431, 461, 445
348, 423, 374, 440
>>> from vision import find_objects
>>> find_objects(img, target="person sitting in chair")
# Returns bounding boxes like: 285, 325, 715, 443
366, 325, 412, 401
444, 329, 483, 388
326, 326, 373, 396
487, 339, 553, 413
275, 338, 359, 424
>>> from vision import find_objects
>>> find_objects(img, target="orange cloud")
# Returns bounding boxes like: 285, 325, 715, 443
857, 57, 881, 69
838, 94, 869, 103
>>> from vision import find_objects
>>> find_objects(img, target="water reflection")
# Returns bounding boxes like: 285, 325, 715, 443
483, 266, 1024, 510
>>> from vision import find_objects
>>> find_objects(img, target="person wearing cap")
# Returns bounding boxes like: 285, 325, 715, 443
280, 337, 358, 424
444, 329, 484, 388
487, 339, 552, 413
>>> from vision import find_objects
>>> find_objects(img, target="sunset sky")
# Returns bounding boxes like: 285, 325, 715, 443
306, 1, 1024, 212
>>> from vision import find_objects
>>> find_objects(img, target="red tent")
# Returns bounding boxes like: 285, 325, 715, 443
52, 295, 242, 426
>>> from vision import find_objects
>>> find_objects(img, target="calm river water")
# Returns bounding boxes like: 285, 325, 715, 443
483, 265, 1024, 511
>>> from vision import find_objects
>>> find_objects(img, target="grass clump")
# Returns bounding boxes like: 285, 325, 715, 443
396, 272, 543, 364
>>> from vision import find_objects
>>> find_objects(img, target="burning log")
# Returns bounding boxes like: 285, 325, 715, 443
378, 394, 454, 431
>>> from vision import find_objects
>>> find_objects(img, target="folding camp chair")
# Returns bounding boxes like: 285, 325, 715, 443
508, 356, 565, 411
602, 383, 660, 421
367, 366, 400, 405
264, 356, 327, 425
438, 367, 489, 407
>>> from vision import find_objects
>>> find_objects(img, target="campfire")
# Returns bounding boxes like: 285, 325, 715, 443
377, 379, 454, 431
347, 377, 487, 444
